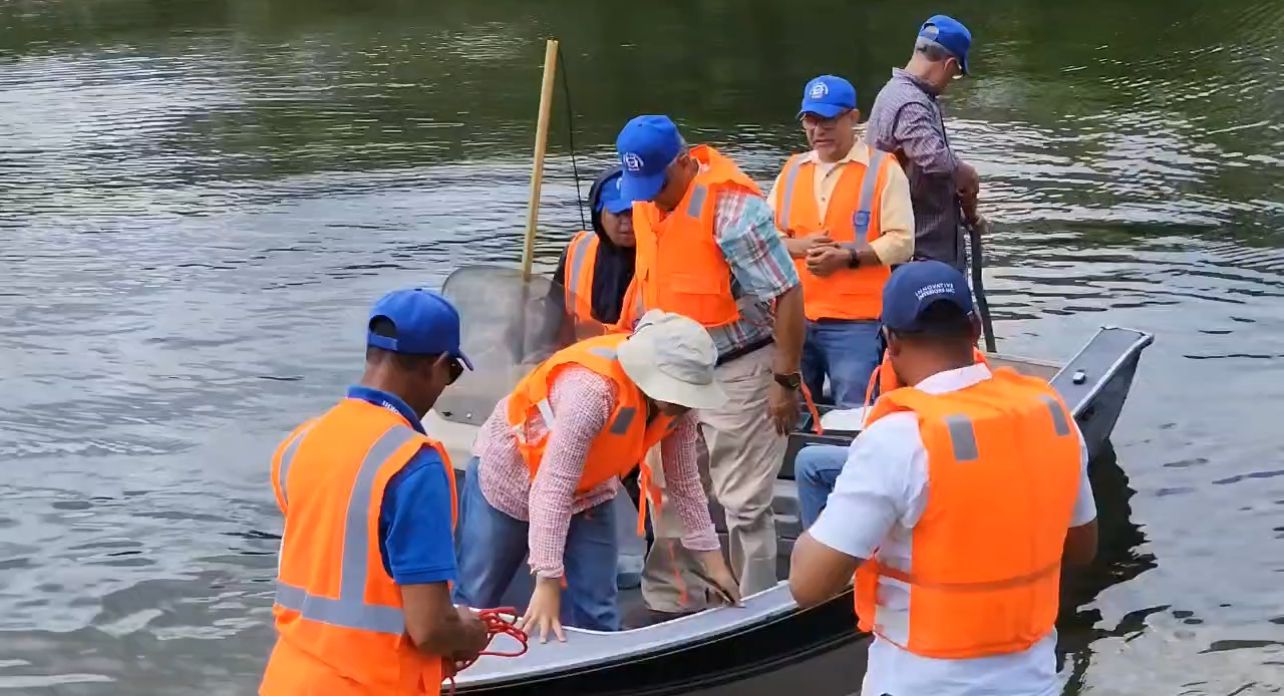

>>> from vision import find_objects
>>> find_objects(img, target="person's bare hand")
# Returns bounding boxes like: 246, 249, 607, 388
697, 550, 742, 606
955, 160, 980, 198
448, 606, 488, 663
801, 233, 836, 254
805, 245, 851, 278
767, 382, 799, 435
516, 577, 565, 644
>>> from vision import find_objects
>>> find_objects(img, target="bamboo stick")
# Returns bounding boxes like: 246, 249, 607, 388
521, 39, 559, 281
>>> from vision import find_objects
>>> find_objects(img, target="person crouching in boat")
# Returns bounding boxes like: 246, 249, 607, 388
453, 310, 741, 642
552, 166, 644, 339
788, 261, 1098, 696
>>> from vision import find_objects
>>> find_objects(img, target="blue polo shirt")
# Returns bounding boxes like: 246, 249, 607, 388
347, 386, 458, 586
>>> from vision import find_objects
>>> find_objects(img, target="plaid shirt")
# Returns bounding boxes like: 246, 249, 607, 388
709, 189, 801, 357
865, 68, 966, 270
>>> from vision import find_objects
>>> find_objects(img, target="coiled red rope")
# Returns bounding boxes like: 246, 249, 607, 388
443, 608, 529, 696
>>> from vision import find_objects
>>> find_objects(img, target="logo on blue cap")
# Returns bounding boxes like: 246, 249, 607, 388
798, 75, 857, 120
622, 152, 645, 173
882, 260, 974, 332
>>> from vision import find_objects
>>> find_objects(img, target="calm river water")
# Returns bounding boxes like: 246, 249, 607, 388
2, 0, 1283, 693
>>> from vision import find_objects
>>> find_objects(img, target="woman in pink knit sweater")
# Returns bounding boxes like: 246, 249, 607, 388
452, 311, 740, 642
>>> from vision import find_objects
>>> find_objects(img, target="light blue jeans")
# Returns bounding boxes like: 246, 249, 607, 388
801, 319, 883, 408
452, 457, 620, 631
794, 445, 849, 529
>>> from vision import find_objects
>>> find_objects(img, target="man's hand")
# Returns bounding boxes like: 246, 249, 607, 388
455, 606, 490, 658
805, 245, 852, 278
955, 160, 980, 197
785, 233, 836, 259
955, 160, 981, 226
517, 577, 565, 644
767, 382, 799, 435
697, 550, 742, 606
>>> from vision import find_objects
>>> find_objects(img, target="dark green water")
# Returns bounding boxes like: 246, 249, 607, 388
2, 1, 1283, 693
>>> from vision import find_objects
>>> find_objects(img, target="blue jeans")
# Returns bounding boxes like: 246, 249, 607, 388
795, 445, 848, 528
801, 320, 883, 408
452, 457, 620, 631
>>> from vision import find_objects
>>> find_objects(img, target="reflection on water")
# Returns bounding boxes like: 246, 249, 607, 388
1, 0, 1283, 693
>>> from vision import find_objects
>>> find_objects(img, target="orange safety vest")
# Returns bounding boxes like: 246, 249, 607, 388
773, 146, 896, 321
261, 399, 458, 696
562, 230, 644, 335
506, 333, 676, 533
854, 369, 1080, 659
632, 145, 763, 328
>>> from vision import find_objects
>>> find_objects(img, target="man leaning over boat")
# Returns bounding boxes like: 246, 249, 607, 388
788, 261, 1098, 696
612, 114, 807, 616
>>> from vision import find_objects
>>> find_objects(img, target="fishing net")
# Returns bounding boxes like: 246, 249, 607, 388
433, 264, 607, 425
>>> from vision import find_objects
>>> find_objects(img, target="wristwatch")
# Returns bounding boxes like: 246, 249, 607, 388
845, 246, 862, 269
773, 371, 802, 390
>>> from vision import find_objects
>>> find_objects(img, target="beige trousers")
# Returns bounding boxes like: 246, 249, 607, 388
641, 344, 787, 613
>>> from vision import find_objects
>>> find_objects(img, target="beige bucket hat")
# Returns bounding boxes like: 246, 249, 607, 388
617, 310, 728, 410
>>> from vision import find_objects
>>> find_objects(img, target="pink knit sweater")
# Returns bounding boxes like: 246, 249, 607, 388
473, 367, 719, 578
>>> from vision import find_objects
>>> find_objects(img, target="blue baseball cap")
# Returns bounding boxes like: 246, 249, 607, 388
594, 170, 632, 215
798, 75, 857, 119
615, 115, 683, 203
918, 14, 972, 75
367, 288, 473, 370
882, 260, 974, 332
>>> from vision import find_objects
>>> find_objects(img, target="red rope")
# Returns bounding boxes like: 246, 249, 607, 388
443, 608, 529, 696
799, 382, 824, 435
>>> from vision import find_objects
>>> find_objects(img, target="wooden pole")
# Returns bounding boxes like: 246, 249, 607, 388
521, 39, 559, 281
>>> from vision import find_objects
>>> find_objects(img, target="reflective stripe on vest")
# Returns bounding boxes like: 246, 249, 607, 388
567, 232, 595, 294
273, 425, 417, 635
686, 185, 708, 218
276, 422, 316, 508
852, 148, 885, 237
777, 155, 806, 231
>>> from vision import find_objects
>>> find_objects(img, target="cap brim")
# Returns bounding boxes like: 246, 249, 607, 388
455, 351, 474, 371
797, 102, 849, 119
602, 197, 633, 215
619, 171, 667, 203
618, 349, 728, 410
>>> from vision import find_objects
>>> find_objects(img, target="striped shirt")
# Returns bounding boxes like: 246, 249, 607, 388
865, 68, 966, 270
709, 189, 801, 357
473, 367, 719, 579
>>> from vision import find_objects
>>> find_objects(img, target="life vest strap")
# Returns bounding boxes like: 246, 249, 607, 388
870, 557, 1062, 593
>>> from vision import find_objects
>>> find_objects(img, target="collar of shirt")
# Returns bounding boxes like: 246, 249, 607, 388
803, 136, 872, 167
892, 67, 939, 99
346, 385, 426, 435
913, 363, 993, 395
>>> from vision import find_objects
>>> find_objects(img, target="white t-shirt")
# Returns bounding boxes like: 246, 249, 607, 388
808, 364, 1096, 696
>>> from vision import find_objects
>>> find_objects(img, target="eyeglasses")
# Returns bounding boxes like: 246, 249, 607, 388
800, 111, 851, 129
445, 357, 464, 385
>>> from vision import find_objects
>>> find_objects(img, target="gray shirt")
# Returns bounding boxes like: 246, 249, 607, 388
865, 68, 965, 270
